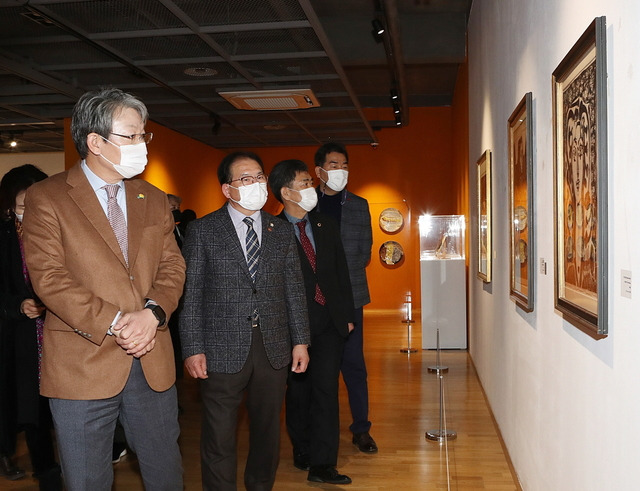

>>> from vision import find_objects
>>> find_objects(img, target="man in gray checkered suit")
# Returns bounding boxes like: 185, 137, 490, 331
179, 151, 311, 491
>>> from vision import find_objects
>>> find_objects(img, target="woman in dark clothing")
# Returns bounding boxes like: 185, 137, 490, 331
0, 165, 61, 490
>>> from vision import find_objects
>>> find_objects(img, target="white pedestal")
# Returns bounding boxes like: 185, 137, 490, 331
421, 258, 467, 349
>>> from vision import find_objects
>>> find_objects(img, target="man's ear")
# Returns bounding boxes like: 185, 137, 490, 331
221, 183, 231, 200
86, 133, 104, 156
280, 186, 292, 201
314, 166, 323, 179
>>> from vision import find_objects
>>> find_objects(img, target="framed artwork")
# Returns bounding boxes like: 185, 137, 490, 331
508, 92, 534, 312
476, 150, 492, 283
552, 17, 608, 338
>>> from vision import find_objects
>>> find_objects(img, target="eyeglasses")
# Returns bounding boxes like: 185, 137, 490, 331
229, 174, 267, 186
110, 132, 153, 144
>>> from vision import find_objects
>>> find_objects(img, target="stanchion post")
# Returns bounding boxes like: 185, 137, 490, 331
425, 375, 457, 442
400, 293, 418, 353
427, 328, 448, 373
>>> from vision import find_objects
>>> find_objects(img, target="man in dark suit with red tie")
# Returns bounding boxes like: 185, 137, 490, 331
269, 159, 355, 485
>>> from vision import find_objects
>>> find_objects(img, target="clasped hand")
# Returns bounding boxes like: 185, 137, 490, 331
111, 309, 158, 358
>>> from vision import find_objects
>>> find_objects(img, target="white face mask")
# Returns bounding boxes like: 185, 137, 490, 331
100, 138, 148, 179
15, 213, 23, 222
322, 169, 349, 192
229, 182, 268, 211
288, 186, 318, 212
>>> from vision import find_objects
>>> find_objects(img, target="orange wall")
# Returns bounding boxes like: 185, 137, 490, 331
63, 75, 469, 316
243, 106, 462, 315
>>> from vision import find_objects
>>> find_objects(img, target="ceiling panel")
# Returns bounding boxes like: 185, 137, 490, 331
0, 0, 472, 153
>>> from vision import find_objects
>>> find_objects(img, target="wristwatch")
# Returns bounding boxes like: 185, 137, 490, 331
145, 304, 167, 327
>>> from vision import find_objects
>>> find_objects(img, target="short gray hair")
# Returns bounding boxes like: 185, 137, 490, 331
71, 87, 148, 159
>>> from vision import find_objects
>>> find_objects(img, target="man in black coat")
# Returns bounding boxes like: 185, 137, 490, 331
269, 159, 355, 486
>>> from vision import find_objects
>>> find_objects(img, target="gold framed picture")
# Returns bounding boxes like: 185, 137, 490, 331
552, 17, 608, 338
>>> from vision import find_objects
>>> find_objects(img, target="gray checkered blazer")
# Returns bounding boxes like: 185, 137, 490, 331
179, 205, 310, 374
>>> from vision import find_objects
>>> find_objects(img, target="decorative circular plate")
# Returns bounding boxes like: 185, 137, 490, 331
379, 208, 404, 233
379, 241, 404, 265
517, 239, 527, 263
514, 206, 527, 231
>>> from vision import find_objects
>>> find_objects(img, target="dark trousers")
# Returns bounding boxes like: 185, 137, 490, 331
200, 328, 288, 491
341, 306, 371, 434
286, 305, 345, 467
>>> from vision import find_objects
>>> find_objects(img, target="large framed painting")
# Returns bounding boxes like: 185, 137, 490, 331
477, 150, 492, 283
552, 17, 608, 338
508, 93, 534, 312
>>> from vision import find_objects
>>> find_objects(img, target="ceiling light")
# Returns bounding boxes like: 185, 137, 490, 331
390, 89, 398, 101
10, 140, 17, 147
184, 67, 218, 77
393, 104, 400, 114
395, 114, 402, 126
372, 19, 385, 36
371, 19, 385, 42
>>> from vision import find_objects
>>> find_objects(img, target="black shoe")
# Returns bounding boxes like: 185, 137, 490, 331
0, 455, 25, 481
307, 466, 352, 485
112, 442, 127, 464
352, 432, 378, 453
293, 452, 310, 471
35, 465, 63, 491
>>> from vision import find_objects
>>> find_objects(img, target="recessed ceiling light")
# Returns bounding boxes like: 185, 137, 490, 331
184, 67, 218, 77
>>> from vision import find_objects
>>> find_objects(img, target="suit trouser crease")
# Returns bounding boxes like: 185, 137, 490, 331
341, 306, 371, 434
286, 305, 343, 466
200, 328, 287, 491
49, 358, 183, 491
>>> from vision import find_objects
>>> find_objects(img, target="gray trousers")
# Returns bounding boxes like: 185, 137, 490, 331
49, 358, 183, 491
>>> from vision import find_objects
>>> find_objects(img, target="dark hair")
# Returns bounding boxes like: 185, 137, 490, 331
71, 87, 148, 160
314, 142, 348, 167
268, 159, 309, 203
0, 164, 48, 220
217, 151, 264, 185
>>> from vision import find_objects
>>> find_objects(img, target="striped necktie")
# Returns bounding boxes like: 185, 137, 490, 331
244, 217, 260, 281
103, 184, 128, 265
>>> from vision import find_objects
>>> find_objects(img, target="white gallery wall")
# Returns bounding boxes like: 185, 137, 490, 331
468, 0, 640, 490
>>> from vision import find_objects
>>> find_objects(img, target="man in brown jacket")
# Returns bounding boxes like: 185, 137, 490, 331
23, 88, 185, 491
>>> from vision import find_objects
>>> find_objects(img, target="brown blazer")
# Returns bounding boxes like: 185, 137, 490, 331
22, 163, 185, 400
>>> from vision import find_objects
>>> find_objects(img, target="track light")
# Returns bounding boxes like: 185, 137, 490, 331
390, 89, 398, 101
395, 114, 402, 126
10, 140, 17, 147
393, 103, 400, 115
371, 19, 385, 42
372, 19, 385, 35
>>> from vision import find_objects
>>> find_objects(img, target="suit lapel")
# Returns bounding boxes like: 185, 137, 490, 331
218, 207, 252, 281
66, 164, 128, 268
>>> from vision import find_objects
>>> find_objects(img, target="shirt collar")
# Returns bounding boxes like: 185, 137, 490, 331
81, 160, 124, 194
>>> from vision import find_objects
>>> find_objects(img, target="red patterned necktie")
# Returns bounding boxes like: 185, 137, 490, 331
296, 220, 326, 306
103, 184, 128, 265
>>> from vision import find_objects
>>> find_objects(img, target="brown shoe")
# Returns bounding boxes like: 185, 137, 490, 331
352, 432, 378, 453
0, 455, 25, 481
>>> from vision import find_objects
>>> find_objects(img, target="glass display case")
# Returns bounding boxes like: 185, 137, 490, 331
419, 214, 467, 349
418, 215, 465, 260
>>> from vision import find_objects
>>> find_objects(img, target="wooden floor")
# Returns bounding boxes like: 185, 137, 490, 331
5, 314, 520, 490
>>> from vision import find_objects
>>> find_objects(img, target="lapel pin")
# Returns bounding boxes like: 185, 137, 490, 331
137, 193, 145, 199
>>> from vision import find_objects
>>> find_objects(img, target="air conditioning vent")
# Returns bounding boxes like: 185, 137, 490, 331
218, 89, 320, 111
